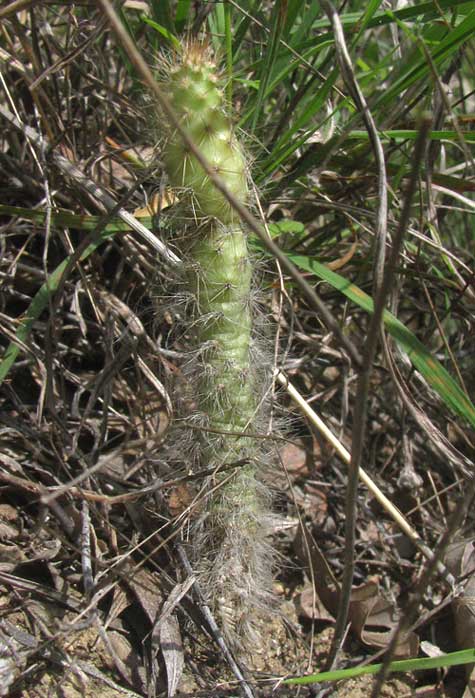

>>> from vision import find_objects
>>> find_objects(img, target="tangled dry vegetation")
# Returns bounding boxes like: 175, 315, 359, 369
1, 3, 475, 697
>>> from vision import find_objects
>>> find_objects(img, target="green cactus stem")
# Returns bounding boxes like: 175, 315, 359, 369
160, 41, 273, 646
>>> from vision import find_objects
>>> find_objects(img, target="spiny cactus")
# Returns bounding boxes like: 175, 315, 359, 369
159, 41, 274, 648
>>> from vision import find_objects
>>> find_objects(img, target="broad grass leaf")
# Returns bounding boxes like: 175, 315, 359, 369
287, 253, 475, 430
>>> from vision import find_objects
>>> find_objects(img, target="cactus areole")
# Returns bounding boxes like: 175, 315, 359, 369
160, 41, 273, 647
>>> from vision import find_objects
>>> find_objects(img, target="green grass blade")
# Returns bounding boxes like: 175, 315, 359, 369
174, 0, 191, 33
353, 0, 386, 41
114, 5, 137, 79
249, 0, 288, 134
348, 129, 475, 144
258, 68, 337, 176
224, 1, 233, 104
284, 648, 475, 685
141, 16, 180, 49
0, 205, 151, 232
233, 0, 257, 53
287, 253, 475, 429
311, 0, 471, 33
149, 0, 175, 33
283, 0, 310, 38
374, 9, 475, 109
261, 1, 474, 173
0, 226, 118, 385
208, 2, 234, 103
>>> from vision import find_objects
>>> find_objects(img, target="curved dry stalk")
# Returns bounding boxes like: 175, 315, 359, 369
319, 0, 389, 669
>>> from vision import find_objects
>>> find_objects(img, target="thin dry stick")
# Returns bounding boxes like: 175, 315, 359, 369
176, 545, 257, 698
319, 0, 388, 670
81, 500, 94, 598
0, 0, 37, 20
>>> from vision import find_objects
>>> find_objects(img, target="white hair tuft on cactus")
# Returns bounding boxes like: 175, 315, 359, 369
158, 40, 275, 649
